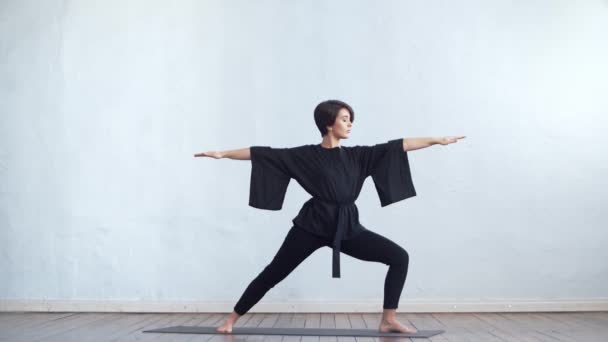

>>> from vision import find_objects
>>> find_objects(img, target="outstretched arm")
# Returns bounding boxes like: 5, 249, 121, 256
403, 136, 465, 151
193, 147, 251, 160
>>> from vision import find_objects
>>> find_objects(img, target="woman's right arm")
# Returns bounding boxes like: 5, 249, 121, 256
193, 147, 250, 160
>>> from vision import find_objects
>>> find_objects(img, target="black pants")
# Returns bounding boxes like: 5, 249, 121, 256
234, 225, 410, 315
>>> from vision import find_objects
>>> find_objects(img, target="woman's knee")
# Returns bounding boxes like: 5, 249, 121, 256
251, 267, 283, 291
260, 262, 288, 283
392, 248, 409, 267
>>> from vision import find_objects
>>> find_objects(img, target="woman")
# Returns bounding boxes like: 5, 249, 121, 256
194, 99, 465, 334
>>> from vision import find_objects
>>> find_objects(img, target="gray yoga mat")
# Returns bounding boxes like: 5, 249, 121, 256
143, 326, 445, 338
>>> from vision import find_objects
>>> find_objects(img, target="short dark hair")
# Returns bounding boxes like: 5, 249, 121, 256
314, 100, 355, 137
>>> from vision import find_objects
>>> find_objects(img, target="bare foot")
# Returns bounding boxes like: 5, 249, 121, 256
378, 319, 418, 334
216, 319, 234, 333
216, 311, 242, 334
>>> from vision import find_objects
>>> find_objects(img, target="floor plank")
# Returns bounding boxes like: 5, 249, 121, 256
284, 313, 306, 342
301, 313, 321, 342
335, 313, 355, 342
347, 313, 373, 342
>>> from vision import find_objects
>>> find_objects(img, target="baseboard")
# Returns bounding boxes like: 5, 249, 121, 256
1, 299, 607, 313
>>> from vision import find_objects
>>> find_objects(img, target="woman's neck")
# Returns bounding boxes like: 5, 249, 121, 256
320, 135, 341, 149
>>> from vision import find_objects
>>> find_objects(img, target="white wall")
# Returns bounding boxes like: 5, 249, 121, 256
1, 0, 607, 311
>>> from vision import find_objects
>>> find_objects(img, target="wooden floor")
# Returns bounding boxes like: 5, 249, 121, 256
1, 312, 607, 342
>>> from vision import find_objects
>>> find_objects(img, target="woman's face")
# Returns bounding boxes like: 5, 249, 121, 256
328, 107, 352, 139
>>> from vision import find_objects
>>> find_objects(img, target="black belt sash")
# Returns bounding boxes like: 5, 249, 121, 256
311, 198, 356, 279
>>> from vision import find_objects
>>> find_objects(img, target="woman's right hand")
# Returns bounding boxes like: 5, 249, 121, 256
194, 151, 223, 159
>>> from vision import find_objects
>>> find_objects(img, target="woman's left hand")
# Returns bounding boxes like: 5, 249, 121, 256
437, 136, 466, 145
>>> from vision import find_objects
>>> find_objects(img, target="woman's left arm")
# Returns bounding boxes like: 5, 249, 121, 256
403, 136, 466, 151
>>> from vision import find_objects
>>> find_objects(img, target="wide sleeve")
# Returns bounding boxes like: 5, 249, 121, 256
248, 146, 293, 210
357, 138, 417, 207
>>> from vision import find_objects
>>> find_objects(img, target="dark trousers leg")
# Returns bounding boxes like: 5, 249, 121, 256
233, 226, 328, 315
340, 229, 410, 310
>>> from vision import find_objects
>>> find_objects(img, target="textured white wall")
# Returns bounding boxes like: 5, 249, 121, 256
1, 0, 607, 308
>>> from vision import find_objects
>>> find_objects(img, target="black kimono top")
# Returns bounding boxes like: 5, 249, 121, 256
248, 138, 416, 278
